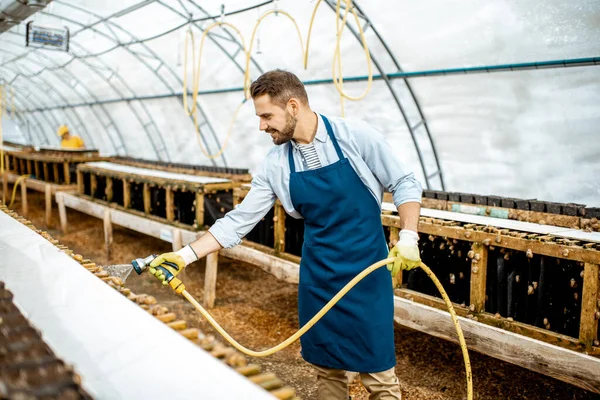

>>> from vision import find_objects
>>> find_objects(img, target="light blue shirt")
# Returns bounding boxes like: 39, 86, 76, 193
209, 114, 423, 248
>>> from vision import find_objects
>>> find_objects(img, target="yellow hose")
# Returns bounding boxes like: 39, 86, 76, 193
181, 0, 375, 157
176, 258, 473, 400
8, 174, 29, 208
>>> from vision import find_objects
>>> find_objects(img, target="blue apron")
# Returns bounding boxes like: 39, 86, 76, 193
288, 115, 395, 372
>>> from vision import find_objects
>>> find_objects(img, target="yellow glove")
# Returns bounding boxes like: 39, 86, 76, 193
387, 230, 421, 277
149, 245, 198, 286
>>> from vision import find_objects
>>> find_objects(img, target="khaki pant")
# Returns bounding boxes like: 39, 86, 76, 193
313, 364, 402, 400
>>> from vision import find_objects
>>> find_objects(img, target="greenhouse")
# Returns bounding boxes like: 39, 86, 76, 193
0, 1, 599, 399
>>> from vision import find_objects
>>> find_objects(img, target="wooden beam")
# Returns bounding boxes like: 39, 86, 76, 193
389, 227, 400, 288
469, 242, 488, 313
26, 160, 32, 175
123, 179, 131, 209
382, 216, 600, 265
395, 288, 599, 356
34, 161, 40, 180
274, 202, 286, 253
103, 209, 113, 262
63, 162, 71, 184
195, 192, 204, 228
43, 163, 49, 183
580, 263, 600, 349
393, 295, 600, 394
20, 178, 27, 215
105, 177, 113, 203
204, 251, 219, 309
45, 184, 52, 228
77, 170, 84, 194
57, 192, 68, 233
166, 187, 175, 222
90, 175, 97, 199
143, 183, 151, 213
52, 163, 60, 184
2, 171, 7, 204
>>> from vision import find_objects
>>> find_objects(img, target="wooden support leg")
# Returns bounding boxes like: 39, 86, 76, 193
274, 202, 286, 253
469, 242, 489, 313
203, 251, 219, 309
389, 227, 400, 289
57, 193, 68, 233
103, 209, 113, 262
580, 263, 600, 350
2, 171, 7, 204
20, 179, 28, 216
45, 184, 53, 228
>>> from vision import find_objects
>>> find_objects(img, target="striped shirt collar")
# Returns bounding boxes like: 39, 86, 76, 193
290, 113, 328, 150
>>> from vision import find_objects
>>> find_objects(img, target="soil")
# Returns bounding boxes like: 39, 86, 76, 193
5, 189, 599, 400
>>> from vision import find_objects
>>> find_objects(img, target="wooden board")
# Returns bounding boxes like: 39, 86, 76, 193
393, 296, 600, 393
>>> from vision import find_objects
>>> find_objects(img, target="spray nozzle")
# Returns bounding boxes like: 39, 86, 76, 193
131, 254, 157, 275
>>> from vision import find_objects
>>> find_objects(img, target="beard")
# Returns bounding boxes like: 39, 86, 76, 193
266, 111, 296, 145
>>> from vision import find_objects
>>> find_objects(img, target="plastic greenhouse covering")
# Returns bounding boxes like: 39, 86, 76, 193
0, 0, 598, 206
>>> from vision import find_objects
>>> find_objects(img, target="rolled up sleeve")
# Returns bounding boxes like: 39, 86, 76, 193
353, 121, 423, 207
208, 162, 276, 248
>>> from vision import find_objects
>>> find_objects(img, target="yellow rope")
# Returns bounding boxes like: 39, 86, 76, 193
176, 259, 473, 400
8, 174, 29, 208
181, 0, 375, 158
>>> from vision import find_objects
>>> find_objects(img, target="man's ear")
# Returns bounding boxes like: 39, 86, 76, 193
287, 98, 300, 116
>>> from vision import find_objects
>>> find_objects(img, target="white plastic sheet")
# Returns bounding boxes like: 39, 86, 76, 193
0, 211, 274, 400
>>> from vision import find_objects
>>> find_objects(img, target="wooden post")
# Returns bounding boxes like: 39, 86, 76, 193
469, 242, 489, 313
90, 175, 98, 199
26, 160, 32, 175
63, 162, 71, 184
19, 159, 25, 175
166, 187, 174, 222
43, 163, 49, 183
77, 171, 84, 194
204, 251, 219, 309
34, 161, 40, 180
106, 177, 113, 202
143, 183, 151, 213
195, 192, 204, 229
52, 163, 60, 184
123, 179, 131, 208
57, 193, 68, 233
20, 178, 28, 215
2, 171, 7, 204
45, 184, 53, 228
103, 209, 113, 262
274, 202, 286, 253
389, 227, 401, 289
579, 263, 599, 350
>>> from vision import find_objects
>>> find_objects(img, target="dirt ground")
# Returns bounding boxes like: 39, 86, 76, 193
5, 188, 600, 400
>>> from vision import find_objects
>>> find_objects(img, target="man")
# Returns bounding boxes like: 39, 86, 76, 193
57, 125, 85, 149
149, 70, 422, 400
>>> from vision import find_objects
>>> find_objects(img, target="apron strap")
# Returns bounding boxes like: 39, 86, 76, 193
287, 114, 345, 173
321, 115, 345, 161
287, 142, 296, 173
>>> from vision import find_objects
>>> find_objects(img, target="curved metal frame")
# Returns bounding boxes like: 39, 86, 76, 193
325, 0, 445, 190
1, 0, 445, 182
0, 45, 96, 148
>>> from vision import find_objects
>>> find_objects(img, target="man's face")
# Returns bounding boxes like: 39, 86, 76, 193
253, 94, 296, 145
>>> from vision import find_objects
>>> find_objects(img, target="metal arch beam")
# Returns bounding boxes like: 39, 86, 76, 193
0, 38, 118, 153
49, 2, 222, 165
10, 93, 51, 145
18, 16, 154, 159
1, 38, 125, 155
0, 46, 96, 148
325, 0, 445, 190
158, 0, 265, 76
47, 3, 198, 163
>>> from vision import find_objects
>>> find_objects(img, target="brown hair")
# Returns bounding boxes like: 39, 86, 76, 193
249, 69, 309, 108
